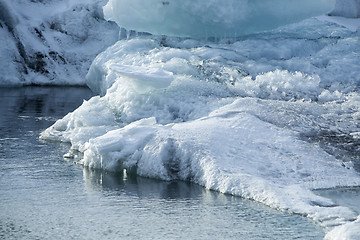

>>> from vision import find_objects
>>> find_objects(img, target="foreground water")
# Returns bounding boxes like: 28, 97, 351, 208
0, 87, 326, 239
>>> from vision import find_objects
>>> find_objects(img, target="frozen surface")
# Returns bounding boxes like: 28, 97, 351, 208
103, 0, 335, 38
0, 0, 119, 86
42, 14, 360, 239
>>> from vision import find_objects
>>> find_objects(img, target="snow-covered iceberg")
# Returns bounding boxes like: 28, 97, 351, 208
41, 11, 360, 239
28, 0, 360, 239
0, 0, 119, 86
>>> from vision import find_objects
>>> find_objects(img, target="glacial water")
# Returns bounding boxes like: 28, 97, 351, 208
0, 87, 326, 239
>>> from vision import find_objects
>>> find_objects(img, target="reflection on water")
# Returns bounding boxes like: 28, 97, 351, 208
81, 168, 325, 240
0, 86, 93, 139
315, 187, 360, 216
0, 87, 324, 239
83, 168, 206, 200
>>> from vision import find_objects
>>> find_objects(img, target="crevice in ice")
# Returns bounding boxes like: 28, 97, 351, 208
310, 200, 338, 208
161, 138, 193, 181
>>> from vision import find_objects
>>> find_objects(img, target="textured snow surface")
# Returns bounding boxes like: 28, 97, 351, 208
41, 14, 360, 239
0, 0, 119, 86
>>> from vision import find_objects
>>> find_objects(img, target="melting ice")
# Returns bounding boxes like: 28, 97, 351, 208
22, 0, 359, 239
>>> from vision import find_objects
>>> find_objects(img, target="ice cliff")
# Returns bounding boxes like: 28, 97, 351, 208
0, 0, 119, 86
103, 0, 335, 38
330, 0, 360, 18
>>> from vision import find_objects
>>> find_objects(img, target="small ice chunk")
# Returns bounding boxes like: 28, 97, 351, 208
350, 132, 360, 139
63, 152, 75, 159
109, 64, 174, 93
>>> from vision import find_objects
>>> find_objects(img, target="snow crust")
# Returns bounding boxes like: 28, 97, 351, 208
41, 15, 360, 239
0, 0, 119, 86
103, 0, 335, 38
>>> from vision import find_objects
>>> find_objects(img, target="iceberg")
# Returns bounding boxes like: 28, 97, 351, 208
103, 0, 335, 38
42, 13, 360, 239
24, 0, 359, 239
0, 0, 119, 86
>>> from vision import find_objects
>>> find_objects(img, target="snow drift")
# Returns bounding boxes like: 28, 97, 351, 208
103, 0, 335, 38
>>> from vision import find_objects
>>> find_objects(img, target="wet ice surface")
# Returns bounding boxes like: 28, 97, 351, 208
0, 87, 325, 239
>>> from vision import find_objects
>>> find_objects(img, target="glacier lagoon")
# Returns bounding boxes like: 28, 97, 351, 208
1, 0, 360, 239
0, 87, 326, 239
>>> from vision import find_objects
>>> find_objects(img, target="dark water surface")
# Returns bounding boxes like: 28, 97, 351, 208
0, 87, 324, 239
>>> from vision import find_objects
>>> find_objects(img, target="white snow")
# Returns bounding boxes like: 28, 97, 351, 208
325, 216, 360, 239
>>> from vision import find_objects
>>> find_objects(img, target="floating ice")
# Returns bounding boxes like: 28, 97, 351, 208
31, 0, 360, 238
41, 14, 360, 239
109, 64, 174, 93
103, 0, 335, 38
